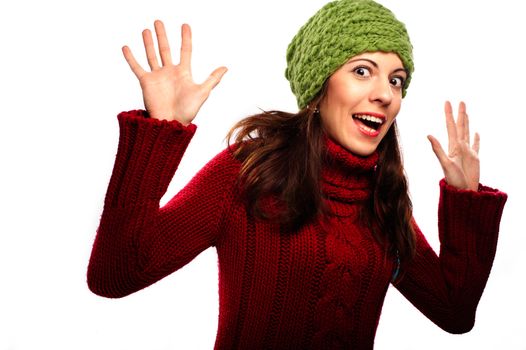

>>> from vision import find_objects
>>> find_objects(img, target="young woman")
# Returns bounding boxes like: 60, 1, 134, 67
87, 0, 507, 348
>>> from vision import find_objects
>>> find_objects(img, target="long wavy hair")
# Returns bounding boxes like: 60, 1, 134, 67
226, 85, 416, 260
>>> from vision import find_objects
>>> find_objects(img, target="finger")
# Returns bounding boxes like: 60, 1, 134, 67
142, 28, 160, 70
444, 101, 458, 155
179, 23, 192, 69
154, 20, 173, 66
122, 45, 146, 78
472, 132, 480, 154
202, 66, 228, 91
427, 135, 450, 168
457, 101, 469, 143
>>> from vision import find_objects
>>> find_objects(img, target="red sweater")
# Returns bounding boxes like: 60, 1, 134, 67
88, 110, 507, 349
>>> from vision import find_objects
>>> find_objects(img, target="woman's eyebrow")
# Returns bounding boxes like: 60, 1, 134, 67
393, 68, 408, 76
346, 58, 407, 75
347, 58, 379, 67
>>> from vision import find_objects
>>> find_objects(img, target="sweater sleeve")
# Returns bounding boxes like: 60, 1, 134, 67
87, 110, 239, 298
394, 179, 507, 334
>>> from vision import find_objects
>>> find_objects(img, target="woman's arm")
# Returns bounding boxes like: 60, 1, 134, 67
394, 181, 507, 333
394, 101, 507, 332
87, 112, 240, 298
87, 21, 233, 298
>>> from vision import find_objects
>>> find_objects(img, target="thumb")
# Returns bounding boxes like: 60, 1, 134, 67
202, 66, 228, 91
427, 135, 449, 167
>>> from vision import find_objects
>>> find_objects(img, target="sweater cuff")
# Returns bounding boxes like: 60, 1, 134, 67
438, 179, 507, 257
117, 109, 197, 131
105, 110, 197, 207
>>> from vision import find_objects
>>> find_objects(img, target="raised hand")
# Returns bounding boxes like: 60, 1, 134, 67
122, 20, 228, 125
427, 101, 480, 191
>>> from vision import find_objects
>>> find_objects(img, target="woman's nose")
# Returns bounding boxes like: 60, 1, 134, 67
370, 77, 393, 106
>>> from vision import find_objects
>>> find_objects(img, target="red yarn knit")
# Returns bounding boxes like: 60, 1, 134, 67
88, 110, 507, 349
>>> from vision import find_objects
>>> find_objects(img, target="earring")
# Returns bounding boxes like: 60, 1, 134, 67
309, 105, 320, 116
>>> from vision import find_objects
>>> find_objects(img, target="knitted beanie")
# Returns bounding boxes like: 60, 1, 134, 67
285, 0, 414, 109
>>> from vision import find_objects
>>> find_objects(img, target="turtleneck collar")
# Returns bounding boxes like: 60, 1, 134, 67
322, 137, 378, 204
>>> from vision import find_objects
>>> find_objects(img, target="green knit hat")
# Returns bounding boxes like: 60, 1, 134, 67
285, 0, 414, 109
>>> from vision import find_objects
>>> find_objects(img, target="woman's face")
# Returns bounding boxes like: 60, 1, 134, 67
319, 52, 407, 156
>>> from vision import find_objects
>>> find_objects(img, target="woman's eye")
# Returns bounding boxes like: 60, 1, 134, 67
353, 67, 371, 77
390, 77, 405, 88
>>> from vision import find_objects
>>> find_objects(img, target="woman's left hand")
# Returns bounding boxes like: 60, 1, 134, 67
427, 101, 480, 191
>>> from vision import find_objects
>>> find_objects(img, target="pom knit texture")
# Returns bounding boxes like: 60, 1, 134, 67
285, 0, 414, 108
88, 111, 507, 349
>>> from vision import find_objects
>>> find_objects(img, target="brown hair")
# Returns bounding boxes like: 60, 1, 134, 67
226, 88, 416, 260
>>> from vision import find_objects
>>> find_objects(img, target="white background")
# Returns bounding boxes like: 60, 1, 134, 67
0, 0, 524, 349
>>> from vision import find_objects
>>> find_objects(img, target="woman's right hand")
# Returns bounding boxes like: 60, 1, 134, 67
122, 20, 228, 125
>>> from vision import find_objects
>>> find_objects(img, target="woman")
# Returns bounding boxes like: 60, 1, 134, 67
87, 0, 507, 348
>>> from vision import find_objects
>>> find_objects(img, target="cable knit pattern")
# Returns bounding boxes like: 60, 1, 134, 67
313, 138, 386, 348
88, 110, 508, 349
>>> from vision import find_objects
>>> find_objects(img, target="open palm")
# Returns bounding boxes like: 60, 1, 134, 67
122, 20, 227, 125
428, 101, 480, 191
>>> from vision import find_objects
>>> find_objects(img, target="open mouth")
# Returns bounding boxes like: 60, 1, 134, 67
352, 114, 385, 134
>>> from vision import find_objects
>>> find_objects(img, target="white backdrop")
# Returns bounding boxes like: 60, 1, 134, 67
0, 0, 524, 349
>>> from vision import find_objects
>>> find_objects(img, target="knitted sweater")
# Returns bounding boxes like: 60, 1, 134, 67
88, 110, 508, 349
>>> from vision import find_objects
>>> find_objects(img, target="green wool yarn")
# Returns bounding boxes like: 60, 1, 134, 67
285, 0, 414, 109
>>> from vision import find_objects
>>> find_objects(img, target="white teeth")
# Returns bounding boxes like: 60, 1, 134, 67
354, 114, 384, 124
360, 125, 377, 133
